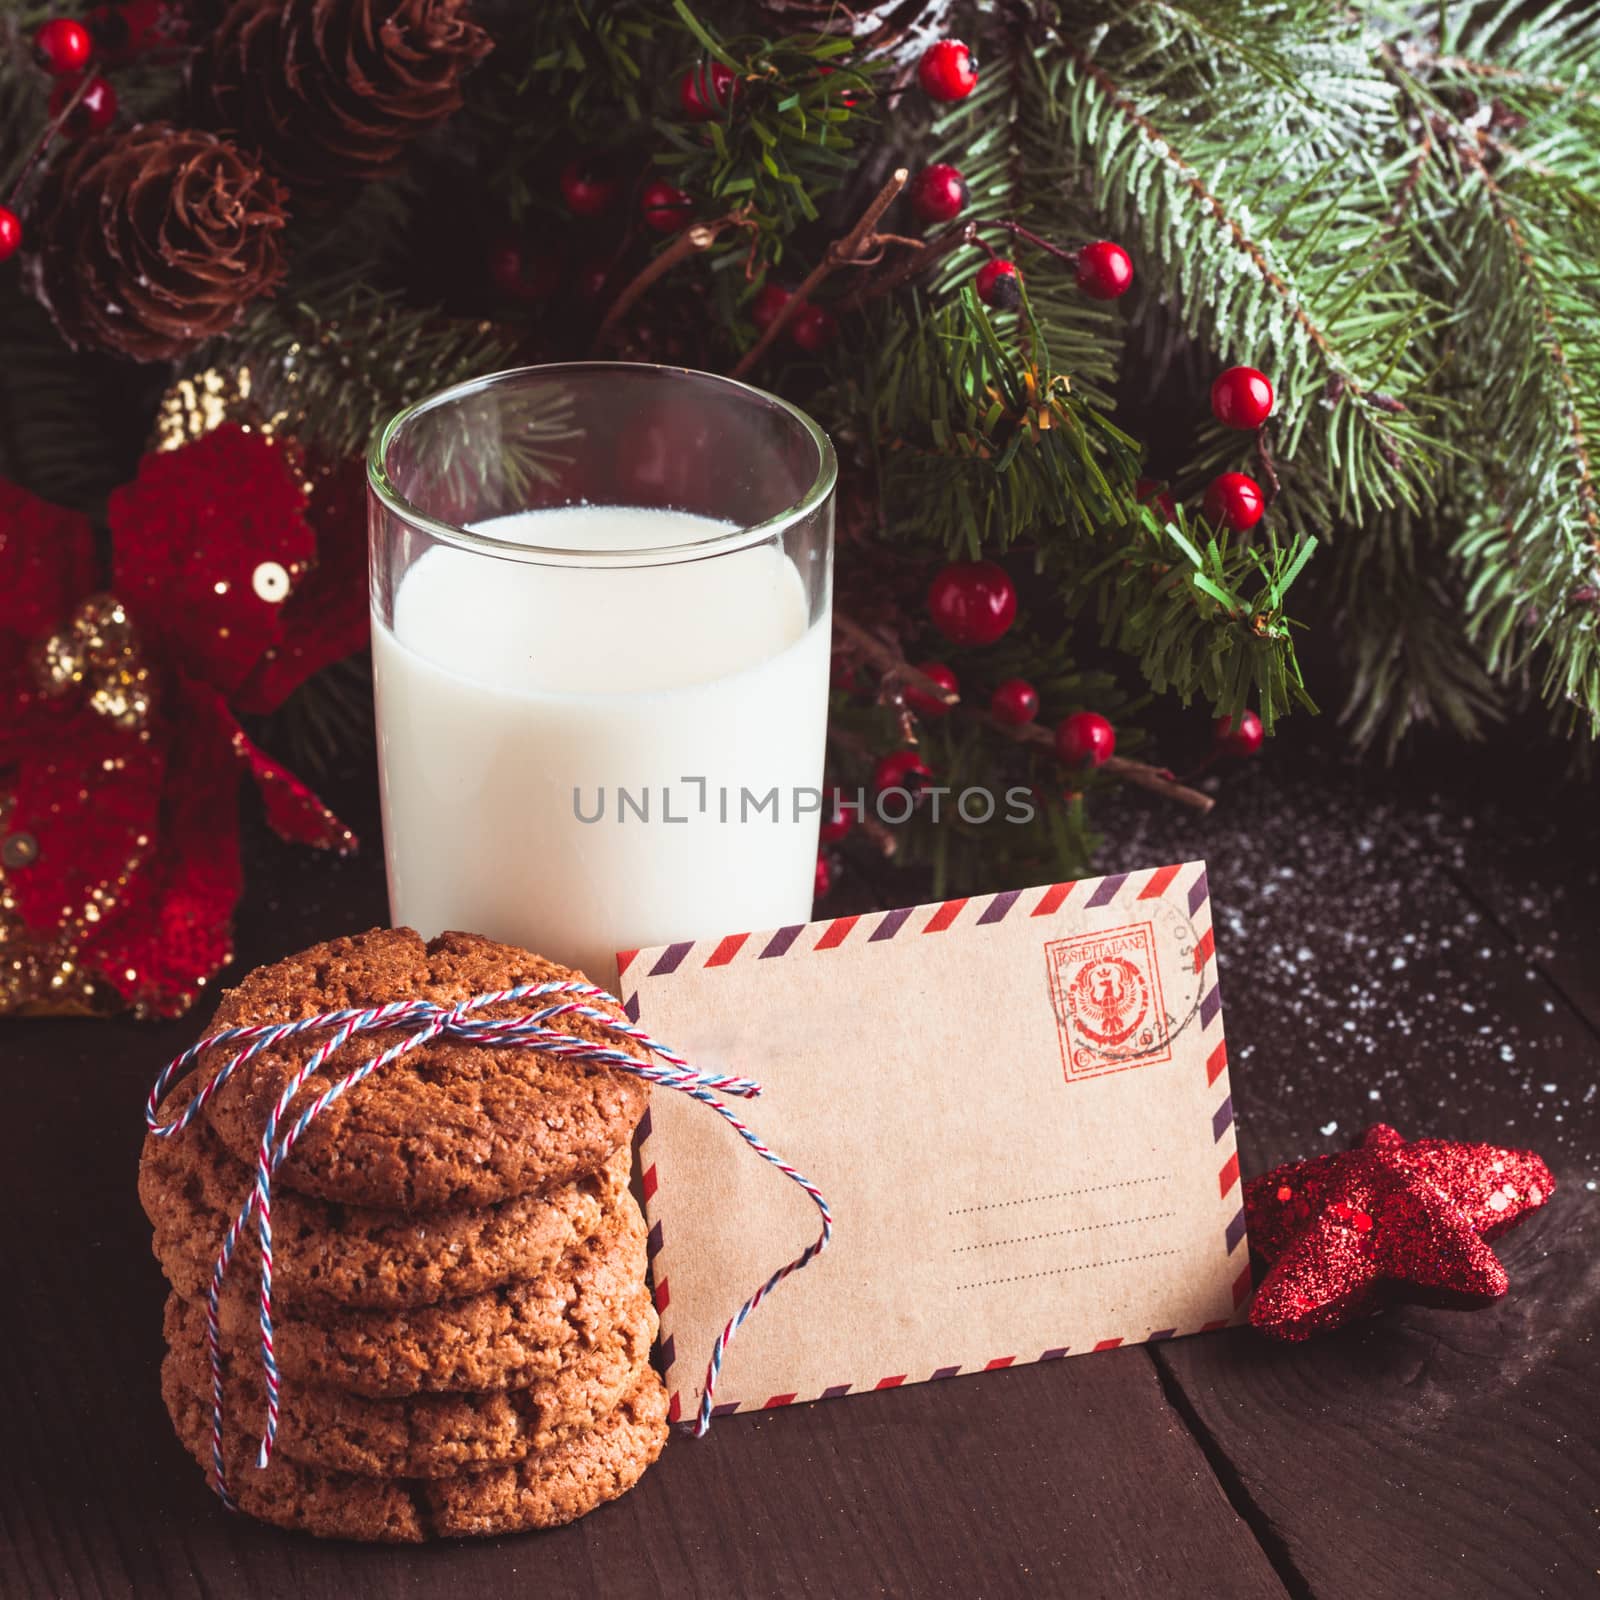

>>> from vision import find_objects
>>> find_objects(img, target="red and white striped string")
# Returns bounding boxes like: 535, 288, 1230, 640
145, 979, 832, 1506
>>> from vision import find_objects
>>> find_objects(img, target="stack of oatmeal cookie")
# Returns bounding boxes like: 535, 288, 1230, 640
139, 929, 667, 1541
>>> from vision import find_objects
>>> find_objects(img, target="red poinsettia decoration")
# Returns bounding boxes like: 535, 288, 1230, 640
0, 425, 367, 1016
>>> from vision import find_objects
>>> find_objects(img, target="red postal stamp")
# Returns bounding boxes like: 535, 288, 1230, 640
1045, 920, 1172, 1080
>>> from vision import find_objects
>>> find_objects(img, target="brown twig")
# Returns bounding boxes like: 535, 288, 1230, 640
834, 611, 958, 707
1103, 755, 1216, 813
837, 610, 1215, 813
1423, 53, 1595, 104
984, 714, 1215, 813
857, 816, 900, 859
823, 729, 911, 853
1255, 429, 1281, 505
995, 219, 1079, 269
593, 209, 750, 350
729, 168, 910, 379
842, 219, 975, 310
1385, 109, 1434, 234
3, 73, 95, 208
844, 214, 1080, 309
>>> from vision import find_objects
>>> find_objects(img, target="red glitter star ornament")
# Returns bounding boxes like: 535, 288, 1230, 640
1245, 1124, 1554, 1340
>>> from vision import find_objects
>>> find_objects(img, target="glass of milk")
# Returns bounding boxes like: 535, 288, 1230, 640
367, 362, 836, 990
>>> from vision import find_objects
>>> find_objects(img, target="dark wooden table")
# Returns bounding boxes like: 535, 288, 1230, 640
4, 737, 1598, 1599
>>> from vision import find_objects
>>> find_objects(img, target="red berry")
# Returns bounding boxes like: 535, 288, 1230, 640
816, 64, 856, 108
86, 2, 187, 65
928, 559, 1017, 647
559, 160, 617, 217
1214, 709, 1264, 757
814, 853, 832, 900
820, 787, 855, 844
640, 179, 692, 233
906, 662, 958, 716
34, 18, 92, 74
751, 281, 792, 332
917, 39, 978, 102
487, 240, 560, 302
790, 302, 837, 353
975, 257, 1021, 310
1075, 240, 1133, 300
1204, 471, 1266, 532
872, 749, 933, 795
909, 163, 967, 225
0, 207, 21, 264
1211, 366, 1274, 430
1135, 477, 1176, 520
1055, 711, 1116, 768
51, 74, 117, 137
680, 60, 738, 122
989, 678, 1039, 725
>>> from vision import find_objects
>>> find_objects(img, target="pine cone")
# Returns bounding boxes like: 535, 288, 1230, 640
28, 122, 288, 363
194, 0, 493, 196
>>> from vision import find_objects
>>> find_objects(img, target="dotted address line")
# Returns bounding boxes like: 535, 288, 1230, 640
950, 1211, 1179, 1253
956, 1249, 1181, 1291
947, 1175, 1170, 1217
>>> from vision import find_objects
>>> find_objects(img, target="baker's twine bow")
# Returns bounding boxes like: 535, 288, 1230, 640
145, 979, 833, 1508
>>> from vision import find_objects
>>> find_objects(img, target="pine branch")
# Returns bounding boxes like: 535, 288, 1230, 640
215, 287, 521, 464
1328, 502, 1503, 757
1071, 505, 1318, 730
836, 285, 1142, 554
0, 284, 131, 515
1456, 138, 1598, 540
654, 2, 884, 238
267, 654, 374, 777
1036, 1, 1445, 523
1371, 4, 1600, 733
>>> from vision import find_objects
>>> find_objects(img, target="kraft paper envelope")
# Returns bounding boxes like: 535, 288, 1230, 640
621, 859, 1250, 1423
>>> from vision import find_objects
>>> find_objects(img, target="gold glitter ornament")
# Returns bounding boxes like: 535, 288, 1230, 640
87, 663, 155, 731
31, 630, 85, 695
0, 794, 103, 1017
72, 594, 137, 669
29, 594, 155, 733
153, 364, 282, 452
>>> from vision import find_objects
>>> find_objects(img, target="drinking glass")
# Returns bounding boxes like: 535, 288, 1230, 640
367, 362, 837, 988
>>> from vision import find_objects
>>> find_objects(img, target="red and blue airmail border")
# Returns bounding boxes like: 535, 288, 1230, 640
621, 860, 1249, 1424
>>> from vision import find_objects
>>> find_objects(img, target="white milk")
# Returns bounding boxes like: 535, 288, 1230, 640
372, 505, 831, 987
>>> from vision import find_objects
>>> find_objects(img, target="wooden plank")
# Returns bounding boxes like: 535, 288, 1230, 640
1099, 748, 1600, 1188
1099, 746, 1600, 1597
0, 831, 1289, 1600
1419, 781, 1600, 1042
1155, 1202, 1600, 1600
